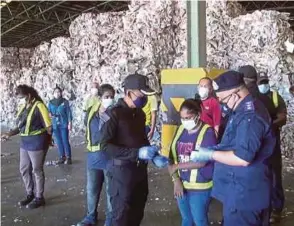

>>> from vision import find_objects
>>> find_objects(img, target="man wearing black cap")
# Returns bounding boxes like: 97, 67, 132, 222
190, 70, 276, 226
99, 74, 156, 226
239, 65, 276, 117
257, 74, 287, 223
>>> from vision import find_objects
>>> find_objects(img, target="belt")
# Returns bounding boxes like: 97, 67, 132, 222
112, 159, 147, 167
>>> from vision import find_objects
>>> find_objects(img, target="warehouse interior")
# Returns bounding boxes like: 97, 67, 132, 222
1, 0, 294, 226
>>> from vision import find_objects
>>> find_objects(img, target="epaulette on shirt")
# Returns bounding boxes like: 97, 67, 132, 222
244, 101, 255, 112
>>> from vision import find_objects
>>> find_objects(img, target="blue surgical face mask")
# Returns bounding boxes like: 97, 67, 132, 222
133, 95, 147, 108
258, 84, 270, 94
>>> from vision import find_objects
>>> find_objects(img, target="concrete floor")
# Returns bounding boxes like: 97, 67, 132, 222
1, 136, 294, 226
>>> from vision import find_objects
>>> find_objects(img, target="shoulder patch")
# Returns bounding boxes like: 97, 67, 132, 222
244, 101, 255, 111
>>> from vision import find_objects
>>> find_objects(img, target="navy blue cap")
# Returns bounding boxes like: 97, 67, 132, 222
123, 73, 155, 95
213, 70, 245, 92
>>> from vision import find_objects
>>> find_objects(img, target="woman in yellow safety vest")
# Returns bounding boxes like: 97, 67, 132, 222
168, 98, 217, 226
1, 85, 52, 209
77, 84, 115, 226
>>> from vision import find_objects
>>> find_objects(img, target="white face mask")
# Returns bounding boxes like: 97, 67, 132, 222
258, 84, 270, 94
198, 87, 209, 100
91, 88, 99, 96
19, 97, 26, 105
101, 98, 114, 109
181, 119, 197, 131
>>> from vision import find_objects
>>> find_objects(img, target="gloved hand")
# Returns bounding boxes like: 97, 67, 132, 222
152, 155, 170, 168
190, 147, 214, 162
138, 145, 159, 160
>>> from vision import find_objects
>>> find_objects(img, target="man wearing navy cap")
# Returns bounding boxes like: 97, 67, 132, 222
190, 70, 275, 226
99, 74, 156, 226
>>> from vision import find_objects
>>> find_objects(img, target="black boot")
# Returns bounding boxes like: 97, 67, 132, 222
18, 194, 34, 206
270, 210, 282, 223
64, 157, 72, 165
27, 197, 45, 209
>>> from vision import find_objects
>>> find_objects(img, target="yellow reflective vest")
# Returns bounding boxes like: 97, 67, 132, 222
86, 102, 101, 152
17, 101, 49, 136
171, 124, 213, 190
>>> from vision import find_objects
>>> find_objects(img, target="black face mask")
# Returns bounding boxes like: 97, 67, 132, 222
129, 92, 147, 108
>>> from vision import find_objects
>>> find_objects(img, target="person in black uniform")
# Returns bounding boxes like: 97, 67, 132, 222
257, 74, 287, 223
99, 74, 157, 226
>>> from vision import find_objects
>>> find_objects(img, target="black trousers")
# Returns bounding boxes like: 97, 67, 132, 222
270, 132, 284, 212
106, 161, 148, 226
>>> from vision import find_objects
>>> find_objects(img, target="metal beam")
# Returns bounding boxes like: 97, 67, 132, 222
1, 1, 44, 27
187, 0, 207, 67
7, 1, 111, 46
1, 1, 67, 36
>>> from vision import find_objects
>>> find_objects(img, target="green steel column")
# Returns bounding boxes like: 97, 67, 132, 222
187, 0, 207, 68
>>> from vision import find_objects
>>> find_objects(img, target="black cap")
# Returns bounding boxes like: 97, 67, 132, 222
123, 74, 155, 95
213, 70, 245, 92
257, 74, 269, 85
238, 65, 258, 80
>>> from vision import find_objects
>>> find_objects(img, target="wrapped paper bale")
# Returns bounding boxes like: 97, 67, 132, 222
206, 0, 294, 156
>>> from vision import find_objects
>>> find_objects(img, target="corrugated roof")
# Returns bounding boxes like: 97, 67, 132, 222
1, 0, 129, 48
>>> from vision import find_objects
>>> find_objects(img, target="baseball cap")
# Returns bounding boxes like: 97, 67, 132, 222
213, 70, 245, 92
238, 65, 258, 80
257, 74, 269, 85
123, 74, 155, 95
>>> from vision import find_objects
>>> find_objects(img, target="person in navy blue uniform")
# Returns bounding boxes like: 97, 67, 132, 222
48, 86, 73, 164
190, 71, 276, 226
77, 84, 115, 226
99, 74, 156, 226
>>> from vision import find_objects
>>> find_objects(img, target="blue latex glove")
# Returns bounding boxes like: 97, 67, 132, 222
190, 147, 214, 162
138, 145, 159, 160
152, 155, 170, 168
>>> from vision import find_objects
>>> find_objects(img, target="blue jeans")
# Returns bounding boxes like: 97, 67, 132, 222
53, 127, 71, 158
177, 190, 211, 226
85, 168, 111, 225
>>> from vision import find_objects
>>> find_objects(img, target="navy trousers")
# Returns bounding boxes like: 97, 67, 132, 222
106, 161, 148, 226
223, 207, 270, 226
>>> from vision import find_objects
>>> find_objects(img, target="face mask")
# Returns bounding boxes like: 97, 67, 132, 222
91, 88, 99, 96
133, 95, 147, 108
18, 97, 26, 105
181, 116, 199, 131
258, 84, 270, 94
54, 93, 61, 99
198, 87, 209, 100
101, 98, 114, 109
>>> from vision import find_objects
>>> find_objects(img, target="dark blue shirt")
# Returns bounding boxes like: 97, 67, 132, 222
18, 102, 51, 151
212, 95, 276, 210
176, 126, 217, 191
86, 110, 108, 170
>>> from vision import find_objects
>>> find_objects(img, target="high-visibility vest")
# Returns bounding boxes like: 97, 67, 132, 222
272, 91, 278, 108
86, 102, 101, 152
17, 101, 47, 136
171, 124, 213, 190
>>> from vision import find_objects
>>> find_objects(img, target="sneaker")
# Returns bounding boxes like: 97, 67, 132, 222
26, 197, 45, 209
18, 194, 34, 206
57, 157, 65, 164
270, 210, 282, 223
64, 158, 72, 165
76, 219, 95, 226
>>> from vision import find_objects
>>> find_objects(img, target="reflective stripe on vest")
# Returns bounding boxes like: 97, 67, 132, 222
272, 91, 278, 108
86, 102, 101, 152
20, 101, 47, 136
171, 124, 213, 190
